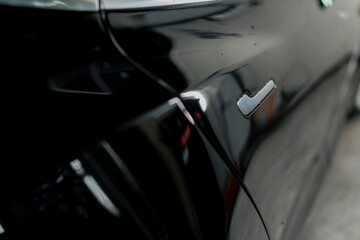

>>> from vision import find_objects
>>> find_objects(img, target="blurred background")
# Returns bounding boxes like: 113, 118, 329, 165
299, 68, 360, 240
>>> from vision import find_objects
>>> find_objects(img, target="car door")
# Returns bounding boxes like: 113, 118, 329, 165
102, 0, 360, 239
0, 2, 270, 239
77, 98, 270, 240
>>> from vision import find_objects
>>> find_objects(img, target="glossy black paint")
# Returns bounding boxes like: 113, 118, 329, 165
100, 100, 267, 240
0, 6, 171, 239
105, 0, 360, 239
0, 1, 359, 240
0, 6, 172, 161
0, 4, 268, 240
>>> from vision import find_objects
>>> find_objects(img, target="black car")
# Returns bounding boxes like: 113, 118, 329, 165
0, 0, 359, 239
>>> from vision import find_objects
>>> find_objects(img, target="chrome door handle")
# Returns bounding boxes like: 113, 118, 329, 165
237, 80, 276, 118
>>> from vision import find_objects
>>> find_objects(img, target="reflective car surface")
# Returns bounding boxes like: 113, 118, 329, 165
0, 0, 359, 239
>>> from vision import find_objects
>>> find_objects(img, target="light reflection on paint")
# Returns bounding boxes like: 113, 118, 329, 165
70, 159, 121, 217
70, 159, 85, 176
0, 223, 4, 234
83, 175, 121, 217
103, 0, 216, 10
168, 98, 195, 125
183, 147, 190, 165
0, 0, 99, 11
181, 91, 208, 112
33, 0, 68, 7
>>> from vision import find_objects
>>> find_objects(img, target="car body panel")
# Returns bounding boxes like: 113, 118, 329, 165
0, 0, 359, 239
104, 0, 360, 239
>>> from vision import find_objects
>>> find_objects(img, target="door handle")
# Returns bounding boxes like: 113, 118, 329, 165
237, 80, 276, 118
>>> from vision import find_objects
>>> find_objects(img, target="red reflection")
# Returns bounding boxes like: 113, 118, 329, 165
195, 111, 202, 120
225, 176, 238, 217
181, 125, 191, 148
253, 91, 277, 121
225, 165, 243, 218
